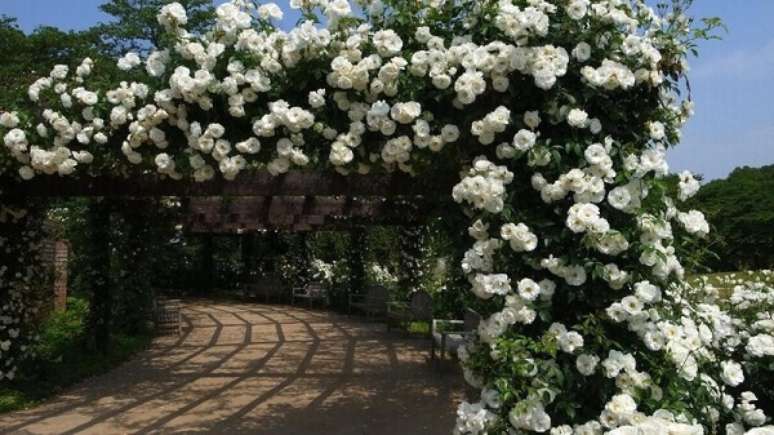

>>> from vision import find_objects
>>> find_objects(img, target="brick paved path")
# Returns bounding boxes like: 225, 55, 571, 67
0, 301, 463, 435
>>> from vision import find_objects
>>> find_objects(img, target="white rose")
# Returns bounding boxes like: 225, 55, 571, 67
117, 52, 141, 71
720, 360, 744, 387
513, 129, 536, 151
572, 42, 592, 62
258, 3, 283, 20
325, 0, 352, 17
18, 166, 35, 180
566, 0, 589, 20
0, 112, 20, 128
390, 102, 421, 124
308, 89, 327, 109
158, 2, 188, 28
567, 108, 589, 128
524, 111, 541, 129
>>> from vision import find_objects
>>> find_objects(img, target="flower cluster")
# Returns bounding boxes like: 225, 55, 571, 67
452, 158, 514, 214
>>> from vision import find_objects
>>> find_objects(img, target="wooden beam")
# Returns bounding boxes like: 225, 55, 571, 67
184, 218, 418, 233
3, 171, 453, 198
183, 196, 433, 230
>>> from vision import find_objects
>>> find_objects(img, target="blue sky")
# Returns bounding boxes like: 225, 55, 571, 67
1, 1, 772, 181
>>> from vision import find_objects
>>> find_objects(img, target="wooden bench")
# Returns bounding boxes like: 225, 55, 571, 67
431, 308, 481, 364
348, 285, 389, 317
245, 275, 287, 303
292, 282, 328, 308
386, 290, 433, 333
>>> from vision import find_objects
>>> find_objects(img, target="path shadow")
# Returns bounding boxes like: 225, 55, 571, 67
0, 299, 464, 435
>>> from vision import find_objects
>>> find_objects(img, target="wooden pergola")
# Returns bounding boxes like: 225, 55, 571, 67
1, 169, 456, 351
182, 196, 439, 233
6, 170, 454, 232
10, 171, 452, 198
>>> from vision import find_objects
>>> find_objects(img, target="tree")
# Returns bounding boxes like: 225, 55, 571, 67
688, 165, 774, 270
95, 0, 214, 55
0, 17, 103, 108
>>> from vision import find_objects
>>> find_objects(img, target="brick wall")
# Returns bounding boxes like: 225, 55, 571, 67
53, 240, 69, 310
40, 239, 69, 311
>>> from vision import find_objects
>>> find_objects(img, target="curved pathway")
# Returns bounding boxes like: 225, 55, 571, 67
0, 300, 463, 434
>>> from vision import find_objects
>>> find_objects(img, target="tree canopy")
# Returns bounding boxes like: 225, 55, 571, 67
95, 0, 214, 55
0, 17, 103, 109
689, 165, 774, 270
0, 0, 215, 108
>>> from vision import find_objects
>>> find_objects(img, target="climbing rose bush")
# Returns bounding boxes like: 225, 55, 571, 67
0, 205, 50, 382
1, 0, 772, 433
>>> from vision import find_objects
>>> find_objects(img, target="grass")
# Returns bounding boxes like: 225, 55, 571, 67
406, 321, 430, 335
688, 269, 774, 290
0, 297, 152, 414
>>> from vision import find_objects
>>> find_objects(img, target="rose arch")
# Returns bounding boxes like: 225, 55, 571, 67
0, 1, 770, 433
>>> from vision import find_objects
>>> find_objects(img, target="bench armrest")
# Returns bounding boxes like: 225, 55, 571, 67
432, 319, 464, 334
386, 301, 408, 314
348, 293, 366, 304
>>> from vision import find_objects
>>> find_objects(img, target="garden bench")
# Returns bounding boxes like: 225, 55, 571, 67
292, 282, 328, 308
430, 308, 481, 365
348, 285, 389, 317
245, 275, 287, 303
386, 290, 433, 334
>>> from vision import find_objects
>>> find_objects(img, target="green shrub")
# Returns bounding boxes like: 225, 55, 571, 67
34, 298, 89, 362
0, 297, 150, 413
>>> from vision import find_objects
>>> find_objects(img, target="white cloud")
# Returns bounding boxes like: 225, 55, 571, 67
692, 39, 774, 81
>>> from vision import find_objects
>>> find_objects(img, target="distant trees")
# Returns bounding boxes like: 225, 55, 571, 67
95, 0, 214, 55
689, 165, 774, 271
0, 17, 103, 108
0, 1, 215, 108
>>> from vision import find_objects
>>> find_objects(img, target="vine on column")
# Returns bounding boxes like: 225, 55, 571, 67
85, 198, 112, 353
0, 199, 51, 380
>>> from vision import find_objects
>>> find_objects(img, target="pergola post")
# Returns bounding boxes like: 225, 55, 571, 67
348, 228, 366, 299
296, 233, 311, 286
241, 233, 256, 285
198, 234, 215, 296
86, 197, 112, 353
398, 226, 425, 300
120, 200, 153, 333
0, 197, 49, 376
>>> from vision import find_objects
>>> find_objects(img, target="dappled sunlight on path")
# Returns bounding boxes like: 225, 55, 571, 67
0, 301, 464, 435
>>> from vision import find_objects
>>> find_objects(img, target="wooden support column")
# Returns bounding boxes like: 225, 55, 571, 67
398, 225, 424, 300
121, 200, 153, 333
198, 234, 214, 296
297, 232, 311, 286
348, 228, 366, 298
87, 198, 112, 353
241, 233, 256, 284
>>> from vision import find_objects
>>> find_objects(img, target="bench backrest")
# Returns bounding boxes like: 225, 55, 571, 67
365, 285, 389, 304
409, 290, 433, 319
247, 276, 285, 294
306, 282, 325, 296
464, 308, 482, 332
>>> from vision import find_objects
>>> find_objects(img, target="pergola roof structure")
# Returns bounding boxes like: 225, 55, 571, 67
9, 171, 454, 198
4, 170, 455, 233
183, 196, 440, 233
